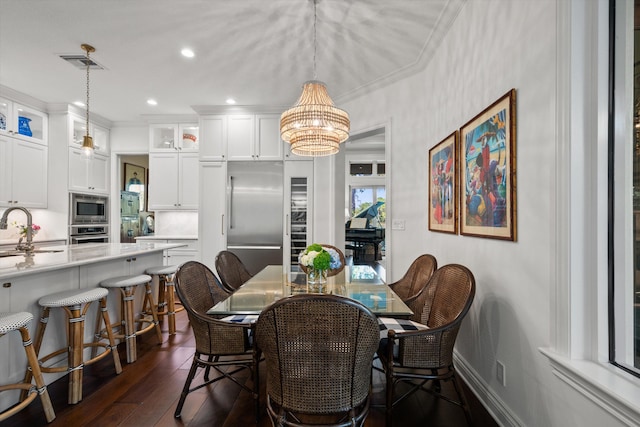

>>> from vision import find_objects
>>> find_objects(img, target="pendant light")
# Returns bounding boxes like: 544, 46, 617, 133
81, 43, 95, 156
280, 0, 350, 157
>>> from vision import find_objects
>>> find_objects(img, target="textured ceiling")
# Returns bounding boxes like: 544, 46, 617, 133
0, 0, 463, 123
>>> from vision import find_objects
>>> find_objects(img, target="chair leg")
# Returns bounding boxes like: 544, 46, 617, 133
143, 281, 163, 343
452, 372, 473, 426
19, 326, 56, 423
65, 305, 84, 404
385, 368, 394, 426
100, 296, 122, 374
165, 278, 177, 335
174, 356, 199, 418
21, 307, 49, 401
121, 286, 138, 363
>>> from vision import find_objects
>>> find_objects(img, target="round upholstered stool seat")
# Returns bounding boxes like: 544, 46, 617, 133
145, 265, 184, 335
99, 274, 162, 363
27, 288, 122, 405
0, 312, 55, 423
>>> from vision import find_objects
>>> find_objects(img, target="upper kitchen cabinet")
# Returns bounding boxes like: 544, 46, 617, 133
227, 114, 283, 161
148, 152, 199, 210
199, 115, 226, 160
71, 115, 109, 154
0, 134, 48, 208
0, 97, 48, 146
68, 148, 109, 194
149, 123, 199, 152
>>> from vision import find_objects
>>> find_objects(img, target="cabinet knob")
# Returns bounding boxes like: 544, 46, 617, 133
2, 282, 11, 288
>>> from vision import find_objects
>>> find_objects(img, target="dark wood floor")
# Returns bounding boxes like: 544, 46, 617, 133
3, 309, 498, 427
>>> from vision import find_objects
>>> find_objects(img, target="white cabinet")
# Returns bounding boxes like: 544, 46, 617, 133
71, 114, 110, 154
0, 134, 48, 208
227, 114, 283, 161
198, 162, 227, 271
0, 97, 48, 145
148, 152, 199, 210
283, 161, 314, 274
199, 115, 226, 160
68, 148, 109, 194
149, 123, 199, 152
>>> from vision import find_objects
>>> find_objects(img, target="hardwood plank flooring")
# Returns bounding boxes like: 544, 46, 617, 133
2, 310, 498, 427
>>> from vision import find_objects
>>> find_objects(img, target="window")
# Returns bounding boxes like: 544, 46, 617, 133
350, 186, 386, 228
611, 0, 640, 377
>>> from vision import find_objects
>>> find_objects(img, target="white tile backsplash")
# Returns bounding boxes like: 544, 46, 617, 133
154, 211, 198, 236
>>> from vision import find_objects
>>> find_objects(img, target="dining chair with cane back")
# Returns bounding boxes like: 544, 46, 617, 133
215, 250, 254, 292
298, 244, 346, 277
378, 263, 476, 426
173, 261, 259, 419
387, 254, 437, 317
256, 294, 379, 427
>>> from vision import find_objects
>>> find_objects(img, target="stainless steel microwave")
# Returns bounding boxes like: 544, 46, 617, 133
70, 193, 108, 224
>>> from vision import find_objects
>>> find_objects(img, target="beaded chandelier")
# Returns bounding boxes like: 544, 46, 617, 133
280, 0, 350, 157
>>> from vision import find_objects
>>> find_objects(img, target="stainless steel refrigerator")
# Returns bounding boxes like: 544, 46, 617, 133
226, 161, 283, 275
120, 190, 140, 243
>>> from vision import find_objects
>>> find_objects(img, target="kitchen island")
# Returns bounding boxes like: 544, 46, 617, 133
0, 242, 185, 412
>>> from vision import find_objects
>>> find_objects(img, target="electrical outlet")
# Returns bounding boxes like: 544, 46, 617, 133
496, 360, 506, 387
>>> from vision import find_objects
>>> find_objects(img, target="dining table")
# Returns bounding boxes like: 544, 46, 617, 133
207, 264, 413, 318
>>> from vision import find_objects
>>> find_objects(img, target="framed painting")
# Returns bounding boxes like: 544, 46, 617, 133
123, 163, 146, 211
460, 89, 516, 241
428, 131, 458, 234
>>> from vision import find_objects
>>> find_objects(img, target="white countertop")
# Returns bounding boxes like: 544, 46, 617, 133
0, 242, 185, 280
135, 235, 198, 240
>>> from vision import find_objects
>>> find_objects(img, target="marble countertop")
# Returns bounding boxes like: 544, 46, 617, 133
135, 235, 198, 240
0, 242, 185, 280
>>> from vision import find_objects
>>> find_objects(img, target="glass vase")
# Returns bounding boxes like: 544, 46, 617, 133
307, 269, 327, 290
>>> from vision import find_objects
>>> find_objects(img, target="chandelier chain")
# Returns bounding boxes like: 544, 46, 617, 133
313, 0, 317, 80
85, 47, 90, 134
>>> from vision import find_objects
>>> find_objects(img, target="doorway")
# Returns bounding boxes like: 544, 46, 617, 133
344, 127, 388, 269
117, 154, 152, 243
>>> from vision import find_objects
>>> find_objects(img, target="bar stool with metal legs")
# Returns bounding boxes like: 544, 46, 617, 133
25, 288, 122, 405
99, 274, 162, 363
0, 312, 55, 423
144, 265, 184, 335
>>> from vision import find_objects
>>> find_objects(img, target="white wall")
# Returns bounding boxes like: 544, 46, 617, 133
340, 1, 627, 426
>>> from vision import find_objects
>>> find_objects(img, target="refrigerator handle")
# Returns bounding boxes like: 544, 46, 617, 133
286, 214, 289, 236
221, 214, 225, 235
228, 175, 234, 229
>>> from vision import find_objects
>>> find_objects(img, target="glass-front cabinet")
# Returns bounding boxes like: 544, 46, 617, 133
71, 114, 109, 154
149, 123, 199, 152
284, 161, 313, 274
0, 97, 48, 145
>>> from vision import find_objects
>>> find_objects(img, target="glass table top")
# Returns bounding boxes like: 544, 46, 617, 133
207, 265, 412, 318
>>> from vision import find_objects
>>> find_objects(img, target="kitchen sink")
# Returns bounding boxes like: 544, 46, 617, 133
0, 249, 64, 258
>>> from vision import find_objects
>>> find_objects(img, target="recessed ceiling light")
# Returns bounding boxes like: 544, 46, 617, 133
226, 98, 236, 105
181, 48, 195, 58
74, 101, 85, 107
147, 99, 158, 106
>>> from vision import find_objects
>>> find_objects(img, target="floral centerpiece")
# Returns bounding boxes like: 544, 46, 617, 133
298, 243, 343, 285
13, 221, 40, 238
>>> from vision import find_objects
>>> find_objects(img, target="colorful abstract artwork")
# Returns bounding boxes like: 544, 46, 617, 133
429, 131, 458, 234
460, 89, 516, 241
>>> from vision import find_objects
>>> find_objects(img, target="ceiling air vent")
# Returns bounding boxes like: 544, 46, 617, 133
59, 54, 105, 70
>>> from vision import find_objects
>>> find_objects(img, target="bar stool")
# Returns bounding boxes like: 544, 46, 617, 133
99, 274, 162, 363
0, 312, 55, 423
25, 288, 122, 405
144, 265, 184, 335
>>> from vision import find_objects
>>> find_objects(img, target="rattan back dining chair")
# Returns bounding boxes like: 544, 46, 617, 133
379, 263, 476, 426
388, 254, 437, 319
173, 261, 259, 419
215, 250, 253, 292
256, 294, 379, 427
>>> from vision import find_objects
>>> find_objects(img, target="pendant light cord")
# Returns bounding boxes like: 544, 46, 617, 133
85, 48, 90, 136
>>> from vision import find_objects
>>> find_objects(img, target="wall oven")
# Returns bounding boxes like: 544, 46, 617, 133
69, 225, 109, 245
70, 193, 108, 224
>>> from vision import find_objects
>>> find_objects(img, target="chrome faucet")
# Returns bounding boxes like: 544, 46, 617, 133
0, 206, 34, 252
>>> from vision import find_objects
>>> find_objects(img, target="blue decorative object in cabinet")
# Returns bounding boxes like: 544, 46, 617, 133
18, 116, 32, 136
